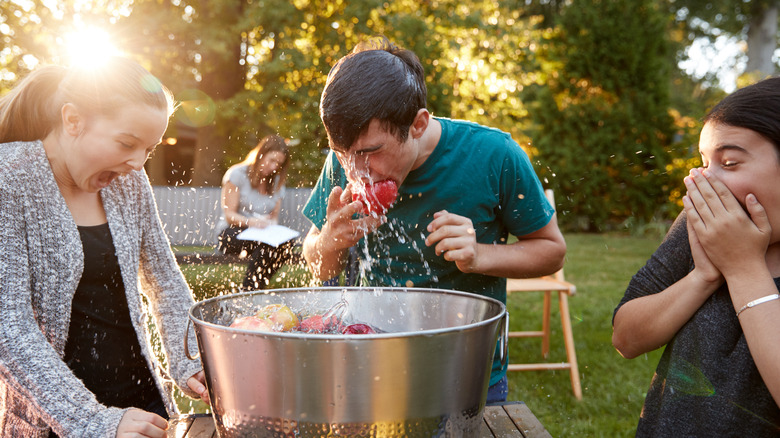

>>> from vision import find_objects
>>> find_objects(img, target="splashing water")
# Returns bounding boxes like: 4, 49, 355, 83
320, 292, 349, 322
354, 217, 439, 287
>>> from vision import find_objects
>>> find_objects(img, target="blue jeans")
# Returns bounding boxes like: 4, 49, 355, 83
486, 375, 508, 404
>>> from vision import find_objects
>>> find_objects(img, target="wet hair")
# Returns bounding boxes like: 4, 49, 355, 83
0, 56, 175, 144
704, 76, 780, 155
244, 134, 290, 195
319, 35, 427, 151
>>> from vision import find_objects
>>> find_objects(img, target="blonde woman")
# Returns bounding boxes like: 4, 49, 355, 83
0, 57, 209, 438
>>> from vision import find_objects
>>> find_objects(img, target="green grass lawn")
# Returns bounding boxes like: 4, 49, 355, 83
505, 233, 664, 436
177, 232, 665, 435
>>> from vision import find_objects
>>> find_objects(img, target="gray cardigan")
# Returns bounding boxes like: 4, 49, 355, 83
0, 141, 203, 437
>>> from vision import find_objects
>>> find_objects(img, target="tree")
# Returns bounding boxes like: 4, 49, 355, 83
528, 0, 678, 231
665, 0, 780, 87
114, 0, 248, 186
116, 0, 544, 187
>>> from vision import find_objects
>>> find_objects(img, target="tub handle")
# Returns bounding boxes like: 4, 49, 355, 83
499, 312, 508, 368
184, 318, 200, 361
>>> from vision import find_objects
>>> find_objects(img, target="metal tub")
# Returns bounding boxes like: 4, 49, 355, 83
186, 287, 507, 437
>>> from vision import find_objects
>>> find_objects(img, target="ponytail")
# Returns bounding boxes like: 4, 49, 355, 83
0, 66, 66, 143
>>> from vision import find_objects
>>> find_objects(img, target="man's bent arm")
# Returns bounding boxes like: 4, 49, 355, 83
476, 216, 566, 279
303, 224, 350, 281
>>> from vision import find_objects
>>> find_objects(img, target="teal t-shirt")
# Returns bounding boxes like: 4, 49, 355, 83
303, 117, 554, 385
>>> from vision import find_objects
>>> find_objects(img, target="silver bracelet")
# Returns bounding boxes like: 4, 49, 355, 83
736, 293, 780, 317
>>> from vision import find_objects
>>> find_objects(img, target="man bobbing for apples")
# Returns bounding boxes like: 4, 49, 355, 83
301, 36, 566, 404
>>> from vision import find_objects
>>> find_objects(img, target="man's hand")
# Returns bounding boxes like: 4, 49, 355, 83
303, 185, 385, 280
425, 210, 480, 273
320, 185, 384, 250
117, 409, 167, 438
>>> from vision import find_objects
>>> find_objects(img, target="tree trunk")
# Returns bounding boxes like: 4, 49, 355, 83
189, 1, 245, 187
745, 1, 779, 79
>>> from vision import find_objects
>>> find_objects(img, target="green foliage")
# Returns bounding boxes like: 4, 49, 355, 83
0, 0, 733, 227
214, 0, 546, 186
528, 0, 679, 231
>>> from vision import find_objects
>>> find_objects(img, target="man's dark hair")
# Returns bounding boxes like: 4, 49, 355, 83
705, 76, 780, 154
320, 36, 427, 150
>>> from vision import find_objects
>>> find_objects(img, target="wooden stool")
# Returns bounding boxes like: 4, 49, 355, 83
506, 190, 582, 400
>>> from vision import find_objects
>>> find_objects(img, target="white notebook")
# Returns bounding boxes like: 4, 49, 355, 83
236, 224, 300, 247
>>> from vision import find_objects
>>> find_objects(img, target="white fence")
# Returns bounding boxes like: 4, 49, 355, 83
152, 186, 313, 246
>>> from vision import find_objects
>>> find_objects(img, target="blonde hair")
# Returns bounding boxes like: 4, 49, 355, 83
0, 57, 175, 143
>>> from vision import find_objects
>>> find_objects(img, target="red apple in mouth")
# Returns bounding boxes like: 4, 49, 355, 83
352, 180, 398, 215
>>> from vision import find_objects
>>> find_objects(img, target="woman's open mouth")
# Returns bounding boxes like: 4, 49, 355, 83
95, 171, 119, 189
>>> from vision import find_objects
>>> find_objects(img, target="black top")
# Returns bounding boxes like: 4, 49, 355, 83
63, 223, 161, 409
615, 212, 780, 436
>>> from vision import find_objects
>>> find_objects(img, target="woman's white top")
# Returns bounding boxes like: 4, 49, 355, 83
217, 163, 285, 232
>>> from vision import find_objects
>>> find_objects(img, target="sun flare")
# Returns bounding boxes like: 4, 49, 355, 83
63, 27, 120, 67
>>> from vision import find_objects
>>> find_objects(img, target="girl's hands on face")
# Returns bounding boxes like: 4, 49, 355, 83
683, 167, 771, 278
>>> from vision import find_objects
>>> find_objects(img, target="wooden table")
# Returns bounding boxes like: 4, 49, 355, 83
169, 401, 552, 437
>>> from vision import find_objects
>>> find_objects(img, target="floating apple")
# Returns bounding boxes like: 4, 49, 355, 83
229, 315, 274, 332
342, 323, 376, 335
299, 315, 326, 332
255, 304, 299, 332
299, 314, 342, 333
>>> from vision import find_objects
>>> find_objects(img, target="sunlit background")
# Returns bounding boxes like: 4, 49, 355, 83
2, 0, 780, 435
62, 26, 121, 66
2, 0, 130, 75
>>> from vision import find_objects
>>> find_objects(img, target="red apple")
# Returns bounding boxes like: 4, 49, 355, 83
351, 180, 398, 215
230, 316, 274, 332
299, 315, 326, 333
298, 314, 343, 333
342, 323, 376, 335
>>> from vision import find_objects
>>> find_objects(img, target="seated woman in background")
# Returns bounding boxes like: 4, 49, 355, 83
217, 134, 296, 290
